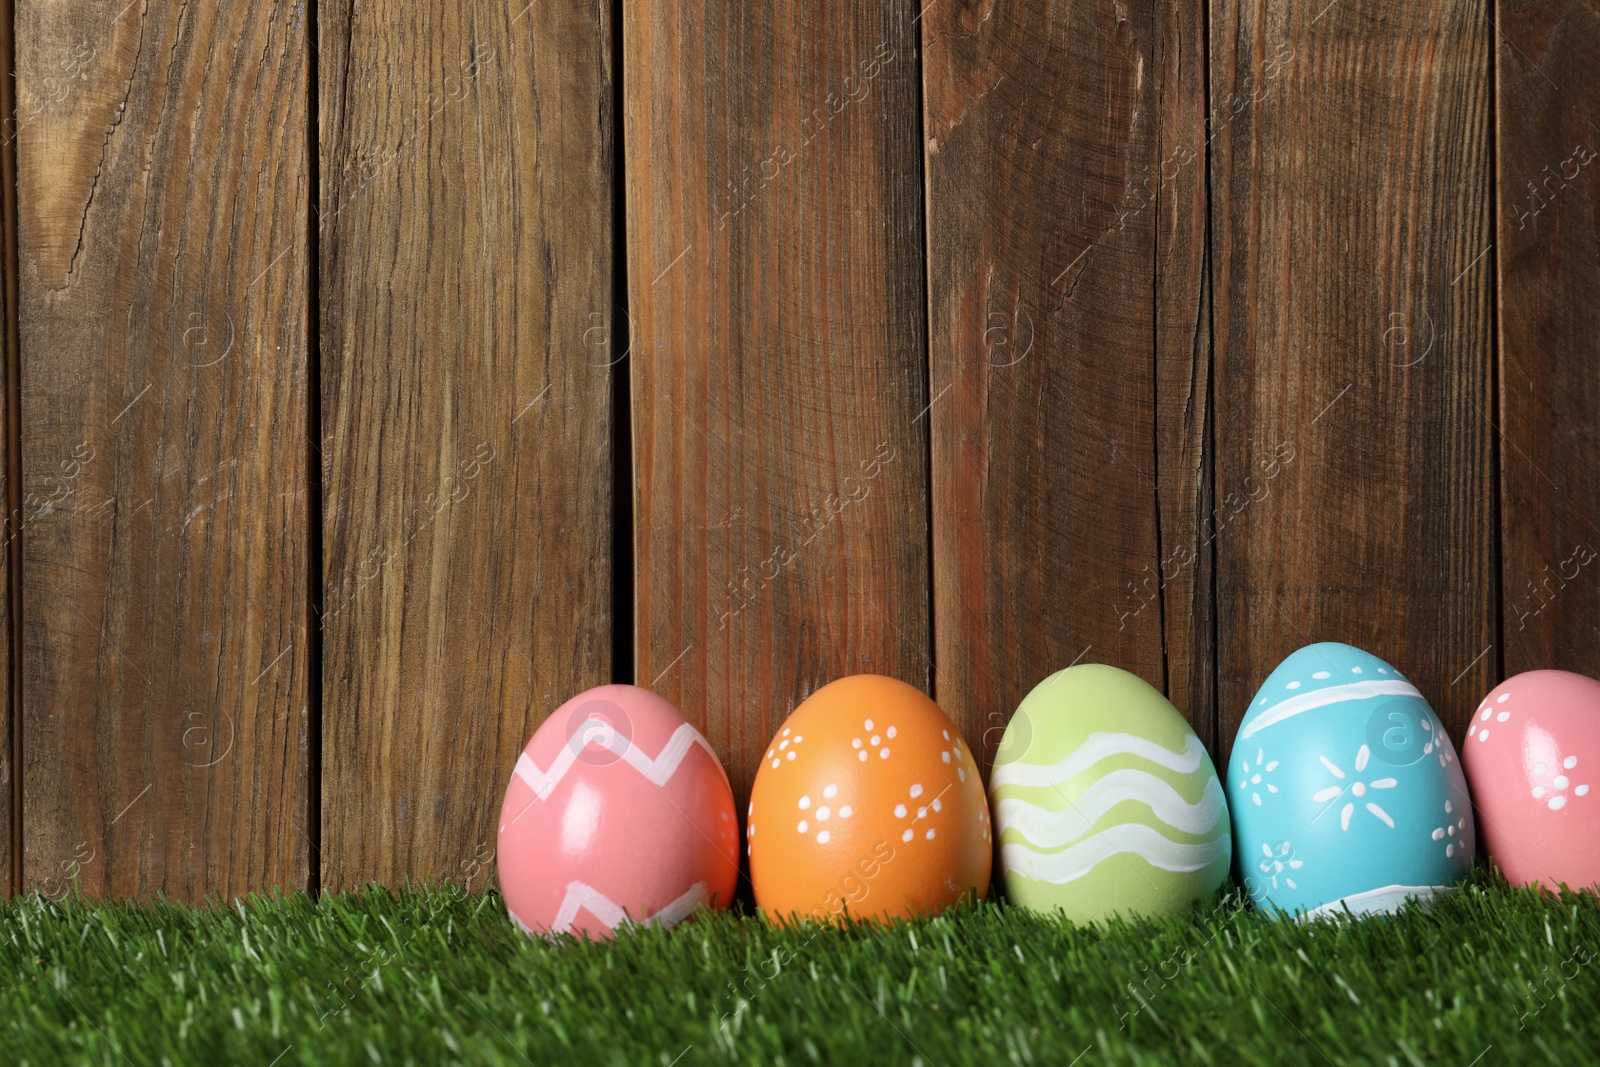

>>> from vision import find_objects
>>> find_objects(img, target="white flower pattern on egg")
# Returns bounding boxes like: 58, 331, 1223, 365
1311, 743, 1398, 831
1429, 799, 1469, 858
1257, 841, 1303, 890
1415, 716, 1456, 768
1237, 748, 1281, 807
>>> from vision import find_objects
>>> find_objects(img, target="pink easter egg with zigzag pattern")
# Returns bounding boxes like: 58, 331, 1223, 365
498, 685, 740, 938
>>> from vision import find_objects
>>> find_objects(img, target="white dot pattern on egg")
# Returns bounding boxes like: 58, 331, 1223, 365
1473, 682, 1593, 809
886, 782, 952, 844
1526, 754, 1587, 811
747, 675, 994, 921
771, 731, 807, 769
792, 781, 858, 846
1463, 670, 1600, 890
851, 719, 902, 764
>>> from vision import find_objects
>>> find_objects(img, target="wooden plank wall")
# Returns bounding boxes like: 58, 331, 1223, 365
319, 0, 616, 889
15, 0, 311, 899
1496, 0, 1600, 678
0, 0, 1595, 898
624, 0, 932, 802
922, 0, 1214, 770
0, 0, 16, 902
0, 0, 16, 899
1210, 0, 1496, 761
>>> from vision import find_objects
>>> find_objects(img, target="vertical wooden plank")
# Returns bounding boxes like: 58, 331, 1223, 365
319, 1, 614, 888
1154, 0, 1217, 748
922, 0, 1213, 768
0, 0, 16, 898
625, 1, 932, 804
1496, 1, 1600, 675
17, 0, 310, 898
1210, 0, 1495, 761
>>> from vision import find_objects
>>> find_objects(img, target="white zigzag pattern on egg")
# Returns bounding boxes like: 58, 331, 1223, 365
996, 771, 1228, 848
511, 881, 710, 935
513, 723, 715, 801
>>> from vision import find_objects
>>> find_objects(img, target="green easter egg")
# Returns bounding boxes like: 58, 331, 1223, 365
990, 664, 1232, 921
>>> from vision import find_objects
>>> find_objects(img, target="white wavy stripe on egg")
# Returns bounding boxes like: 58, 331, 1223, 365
996, 771, 1228, 848
1001, 825, 1233, 884
989, 732, 1208, 790
1240, 679, 1423, 739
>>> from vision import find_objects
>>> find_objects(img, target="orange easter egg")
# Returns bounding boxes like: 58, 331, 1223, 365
747, 675, 992, 924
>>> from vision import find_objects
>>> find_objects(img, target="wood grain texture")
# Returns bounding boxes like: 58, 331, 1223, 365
1496, 0, 1600, 675
319, 0, 615, 889
1210, 0, 1495, 761
0, 0, 15, 898
1152, 0, 1216, 747
17, 0, 309, 898
624, 0, 931, 804
922, 0, 1212, 768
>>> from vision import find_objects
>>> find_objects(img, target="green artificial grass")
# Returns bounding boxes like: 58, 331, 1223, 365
3, 873, 1598, 1065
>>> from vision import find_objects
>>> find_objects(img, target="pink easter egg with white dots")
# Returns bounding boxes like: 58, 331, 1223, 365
497, 684, 740, 938
1462, 670, 1600, 891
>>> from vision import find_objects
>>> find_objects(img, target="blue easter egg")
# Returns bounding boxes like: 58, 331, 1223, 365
1228, 642, 1474, 918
